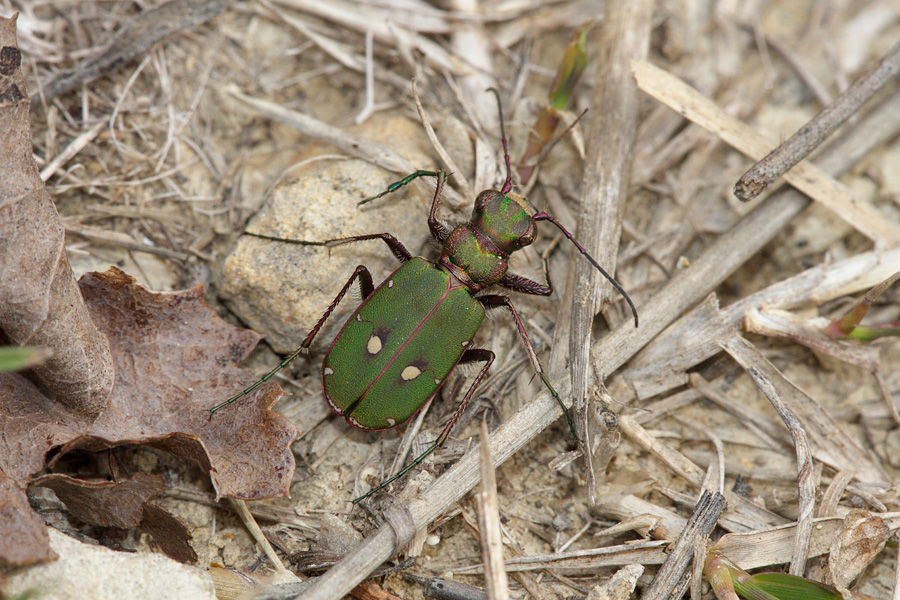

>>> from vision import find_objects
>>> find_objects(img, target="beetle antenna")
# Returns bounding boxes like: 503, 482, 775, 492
533, 212, 639, 327
487, 88, 514, 195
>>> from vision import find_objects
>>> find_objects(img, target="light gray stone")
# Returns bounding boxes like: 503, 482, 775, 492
3, 528, 215, 600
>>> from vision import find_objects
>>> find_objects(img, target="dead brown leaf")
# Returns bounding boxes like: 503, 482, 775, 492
0, 15, 114, 416
30, 472, 199, 563
828, 510, 890, 593
0, 471, 56, 565
141, 503, 198, 564
30, 472, 165, 529
71, 268, 298, 499
0, 268, 298, 566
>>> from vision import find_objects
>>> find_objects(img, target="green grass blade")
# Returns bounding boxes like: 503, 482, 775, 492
0, 346, 52, 373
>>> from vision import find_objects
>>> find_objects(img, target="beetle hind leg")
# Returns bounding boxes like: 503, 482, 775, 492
477, 294, 578, 442
353, 348, 494, 503
210, 265, 376, 415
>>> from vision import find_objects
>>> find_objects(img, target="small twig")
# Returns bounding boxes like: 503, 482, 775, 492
567, 0, 653, 505
556, 519, 593, 554
719, 335, 816, 577
734, 38, 900, 202
452, 539, 669, 574
388, 397, 433, 478
417, 577, 487, 600
641, 490, 726, 600
229, 498, 295, 578
354, 31, 377, 125
817, 470, 855, 518
475, 420, 509, 600
411, 79, 474, 202
633, 60, 900, 245
691, 537, 705, 600
64, 222, 189, 261
702, 428, 725, 495
40, 120, 105, 181
34, 0, 227, 103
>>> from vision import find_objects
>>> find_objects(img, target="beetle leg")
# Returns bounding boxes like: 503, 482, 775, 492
354, 348, 494, 504
477, 295, 577, 442
210, 265, 376, 415
426, 170, 453, 243
499, 240, 555, 295
498, 270, 552, 296
244, 231, 413, 264
435, 348, 495, 444
357, 169, 443, 207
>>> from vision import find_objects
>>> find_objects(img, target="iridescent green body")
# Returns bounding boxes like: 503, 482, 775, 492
323, 257, 484, 430
211, 93, 638, 503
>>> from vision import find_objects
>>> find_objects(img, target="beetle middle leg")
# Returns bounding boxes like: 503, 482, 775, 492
354, 348, 494, 503
243, 231, 414, 265
210, 264, 377, 414
477, 294, 577, 442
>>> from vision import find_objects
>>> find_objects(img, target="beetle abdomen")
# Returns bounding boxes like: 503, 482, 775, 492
323, 257, 484, 430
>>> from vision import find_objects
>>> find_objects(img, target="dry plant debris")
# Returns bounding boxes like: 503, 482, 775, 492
2, 1, 900, 600
0, 12, 297, 566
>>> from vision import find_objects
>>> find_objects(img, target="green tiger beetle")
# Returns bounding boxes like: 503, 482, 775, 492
211, 92, 638, 502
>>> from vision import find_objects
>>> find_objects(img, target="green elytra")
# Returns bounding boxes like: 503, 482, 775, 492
211, 91, 638, 502
322, 257, 483, 430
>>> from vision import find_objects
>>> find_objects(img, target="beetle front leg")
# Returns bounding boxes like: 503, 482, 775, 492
354, 348, 494, 503
357, 169, 443, 207
210, 265, 376, 415
499, 270, 552, 296
425, 170, 452, 243
353, 169, 453, 244
478, 294, 577, 441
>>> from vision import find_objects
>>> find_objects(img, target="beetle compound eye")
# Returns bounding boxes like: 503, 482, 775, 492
473, 190, 495, 215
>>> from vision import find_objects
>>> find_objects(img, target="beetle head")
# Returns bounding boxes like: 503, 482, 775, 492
470, 189, 536, 255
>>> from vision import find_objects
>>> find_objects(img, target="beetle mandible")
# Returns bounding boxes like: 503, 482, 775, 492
211, 91, 638, 502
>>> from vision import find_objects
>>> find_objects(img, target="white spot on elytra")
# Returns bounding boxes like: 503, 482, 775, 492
434, 378, 441, 385
356, 314, 363, 321
461, 340, 470, 346
324, 367, 334, 375
388, 279, 394, 288
367, 335, 383, 354
401, 365, 422, 381
387, 418, 396, 426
